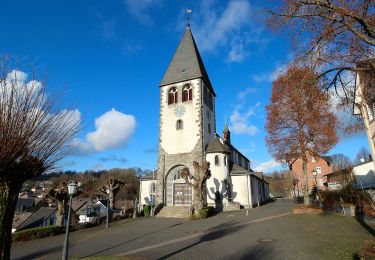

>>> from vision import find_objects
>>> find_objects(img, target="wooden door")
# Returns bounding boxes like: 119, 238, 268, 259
173, 183, 191, 206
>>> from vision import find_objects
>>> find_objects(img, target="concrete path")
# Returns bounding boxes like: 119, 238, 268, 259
11, 200, 374, 259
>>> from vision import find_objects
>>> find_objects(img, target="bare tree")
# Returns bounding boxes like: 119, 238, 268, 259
266, 66, 338, 205
355, 146, 371, 163
0, 56, 80, 260
330, 153, 352, 171
180, 161, 211, 216
47, 181, 70, 226
99, 176, 125, 221
267, 1, 375, 132
268, 1, 375, 87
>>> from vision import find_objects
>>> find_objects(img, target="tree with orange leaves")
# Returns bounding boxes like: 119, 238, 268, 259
265, 66, 338, 204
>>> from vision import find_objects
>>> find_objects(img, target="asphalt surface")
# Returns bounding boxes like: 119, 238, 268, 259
11, 200, 374, 260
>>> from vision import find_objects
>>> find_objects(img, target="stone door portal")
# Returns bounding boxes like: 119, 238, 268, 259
173, 183, 192, 206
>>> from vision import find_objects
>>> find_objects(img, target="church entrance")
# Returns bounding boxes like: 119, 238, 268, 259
165, 165, 192, 206
173, 183, 192, 206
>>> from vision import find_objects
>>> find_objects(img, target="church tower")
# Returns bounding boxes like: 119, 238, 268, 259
156, 25, 216, 206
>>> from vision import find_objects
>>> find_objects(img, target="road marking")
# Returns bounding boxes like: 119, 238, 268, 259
115, 212, 291, 256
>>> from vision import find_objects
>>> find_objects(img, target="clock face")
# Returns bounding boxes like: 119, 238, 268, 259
174, 104, 186, 117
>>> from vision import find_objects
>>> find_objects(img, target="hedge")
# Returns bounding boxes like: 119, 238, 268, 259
13, 225, 64, 243
198, 206, 215, 219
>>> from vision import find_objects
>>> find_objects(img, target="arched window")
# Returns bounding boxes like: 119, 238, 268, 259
224, 156, 227, 166
215, 155, 220, 166
208, 123, 211, 134
168, 87, 178, 105
182, 85, 192, 102
176, 120, 183, 130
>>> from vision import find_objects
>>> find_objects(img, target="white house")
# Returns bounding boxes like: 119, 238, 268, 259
139, 172, 157, 206
78, 200, 108, 224
353, 161, 375, 189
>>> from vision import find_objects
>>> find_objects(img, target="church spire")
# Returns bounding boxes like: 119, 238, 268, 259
160, 21, 216, 96
222, 123, 231, 144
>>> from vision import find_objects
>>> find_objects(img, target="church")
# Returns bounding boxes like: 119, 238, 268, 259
139, 24, 270, 216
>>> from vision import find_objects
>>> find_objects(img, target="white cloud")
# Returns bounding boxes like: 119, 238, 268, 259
189, 0, 255, 63
254, 159, 282, 172
250, 62, 289, 83
125, 0, 160, 25
77, 108, 136, 153
229, 87, 260, 135
230, 109, 259, 135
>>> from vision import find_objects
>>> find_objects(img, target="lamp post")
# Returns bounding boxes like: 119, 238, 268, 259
62, 181, 78, 260
312, 169, 318, 186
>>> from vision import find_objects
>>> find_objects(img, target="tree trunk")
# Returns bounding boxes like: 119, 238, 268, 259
0, 182, 21, 260
302, 157, 310, 205
108, 191, 114, 222
55, 200, 66, 227
193, 187, 203, 214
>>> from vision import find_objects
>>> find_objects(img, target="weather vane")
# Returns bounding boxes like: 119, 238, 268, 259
186, 9, 192, 27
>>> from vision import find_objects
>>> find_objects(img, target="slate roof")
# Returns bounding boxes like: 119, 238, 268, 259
230, 164, 249, 174
206, 135, 230, 154
17, 207, 56, 231
140, 171, 157, 180
12, 212, 33, 229
15, 198, 35, 212
160, 26, 216, 96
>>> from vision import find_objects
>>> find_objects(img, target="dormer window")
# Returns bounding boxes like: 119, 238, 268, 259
182, 85, 192, 102
168, 87, 178, 105
176, 119, 183, 130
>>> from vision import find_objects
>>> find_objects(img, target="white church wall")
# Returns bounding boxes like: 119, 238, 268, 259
206, 153, 229, 205
231, 175, 250, 207
160, 78, 201, 155
139, 180, 156, 206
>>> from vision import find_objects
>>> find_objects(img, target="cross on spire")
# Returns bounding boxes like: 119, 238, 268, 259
186, 9, 192, 28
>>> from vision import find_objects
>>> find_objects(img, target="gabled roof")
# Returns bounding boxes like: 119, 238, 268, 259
17, 207, 56, 231
160, 26, 216, 96
206, 135, 230, 154
288, 150, 332, 166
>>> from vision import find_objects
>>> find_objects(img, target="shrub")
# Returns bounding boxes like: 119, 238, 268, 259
359, 239, 375, 259
143, 204, 152, 217
12, 225, 64, 243
198, 206, 215, 219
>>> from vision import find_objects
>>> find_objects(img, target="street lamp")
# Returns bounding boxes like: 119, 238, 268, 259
312, 169, 318, 186
62, 181, 78, 260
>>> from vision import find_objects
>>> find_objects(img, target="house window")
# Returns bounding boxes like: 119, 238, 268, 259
215, 155, 220, 166
168, 87, 178, 105
208, 123, 211, 134
182, 85, 192, 102
311, 156, 316, 163
316, 167, 321, 174
224, 156, 227, 166
176, 120, 183, 130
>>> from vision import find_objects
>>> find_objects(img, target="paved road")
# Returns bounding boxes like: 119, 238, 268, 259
11, 200, 374, 259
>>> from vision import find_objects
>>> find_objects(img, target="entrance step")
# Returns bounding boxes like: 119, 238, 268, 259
156, 206, 190, 218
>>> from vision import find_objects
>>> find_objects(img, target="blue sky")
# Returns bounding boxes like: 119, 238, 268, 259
1, 0, 369, 173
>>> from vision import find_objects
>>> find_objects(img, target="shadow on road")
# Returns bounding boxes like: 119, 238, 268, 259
81, 222, 184, 258
156, 222, 243, 260
13, 245, 62, 260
